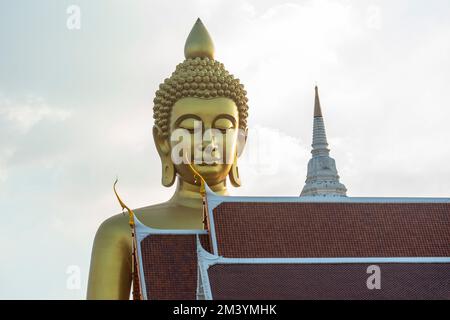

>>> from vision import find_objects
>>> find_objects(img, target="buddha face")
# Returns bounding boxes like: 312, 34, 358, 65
153, 96, 247, 187
166, 97, 244, 186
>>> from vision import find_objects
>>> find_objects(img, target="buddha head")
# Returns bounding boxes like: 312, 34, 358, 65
152, 19, 249, 188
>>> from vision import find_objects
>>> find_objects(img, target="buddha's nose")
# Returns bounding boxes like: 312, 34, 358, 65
202, 128, 218, 149
202, 129, 221, 163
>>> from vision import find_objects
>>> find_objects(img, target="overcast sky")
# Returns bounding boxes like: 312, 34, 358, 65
1, 0, 449, 299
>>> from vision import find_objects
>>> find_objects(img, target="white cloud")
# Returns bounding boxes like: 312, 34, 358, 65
366, 5, 383, 30
238, 124, 310, 196
0, 95, 71, 133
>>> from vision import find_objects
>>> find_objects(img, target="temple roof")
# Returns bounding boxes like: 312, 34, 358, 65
208, 201, 450, 258
133, 217, 210, 300
203, 260, 450, 299
132, 187, 450, 300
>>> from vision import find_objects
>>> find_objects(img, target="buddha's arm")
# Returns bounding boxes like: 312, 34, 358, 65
87, 217, 132, 300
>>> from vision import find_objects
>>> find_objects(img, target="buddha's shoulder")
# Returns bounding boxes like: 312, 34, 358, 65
95, 202, 175, 239
94, 212, 130, 244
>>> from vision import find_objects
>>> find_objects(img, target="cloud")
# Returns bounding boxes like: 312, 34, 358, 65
0, 95, 71, 181
238, 124, 310, 196
0, 95, 70, 133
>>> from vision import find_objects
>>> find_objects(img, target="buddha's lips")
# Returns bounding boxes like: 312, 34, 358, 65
196, 161, 220, 166
190, 153, 223, 164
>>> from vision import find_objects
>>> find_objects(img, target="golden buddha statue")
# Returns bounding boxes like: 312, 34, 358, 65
87, 18, 249, 299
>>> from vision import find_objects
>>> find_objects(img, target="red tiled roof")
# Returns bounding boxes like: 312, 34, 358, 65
139, 234, 210, 300
208, 263, 450, 299
212, 202, 450, 257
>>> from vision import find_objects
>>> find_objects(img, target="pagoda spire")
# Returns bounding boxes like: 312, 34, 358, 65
314, 85, 323, 117
311, 86, 329, 157
301, 86, 347, 197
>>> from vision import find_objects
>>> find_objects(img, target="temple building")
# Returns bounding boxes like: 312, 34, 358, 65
301, 86, 347, 197
119, 178, 450, 300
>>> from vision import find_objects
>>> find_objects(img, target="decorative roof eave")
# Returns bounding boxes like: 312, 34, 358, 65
195, 236, 450, 300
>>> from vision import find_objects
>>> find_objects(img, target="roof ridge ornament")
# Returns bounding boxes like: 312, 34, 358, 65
113, 178, 135, 227
185, 154, 212, 231
112, 179, 143, 300
185, 154, 207, 197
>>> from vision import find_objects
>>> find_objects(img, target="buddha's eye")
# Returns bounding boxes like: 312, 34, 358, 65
214, 118, 235, 133
178, 118, 199, 133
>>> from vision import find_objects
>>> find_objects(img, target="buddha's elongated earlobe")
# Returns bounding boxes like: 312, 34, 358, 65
153, 126, 176, 187
229, 128, 247, 187
161, 158, 176, 187
229, 154, 241, 187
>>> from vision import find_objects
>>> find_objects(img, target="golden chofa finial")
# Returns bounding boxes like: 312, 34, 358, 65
113, 179, 135, 227
184, 18, 215, 59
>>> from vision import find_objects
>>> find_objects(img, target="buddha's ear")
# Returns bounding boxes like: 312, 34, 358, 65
229, 128, 247, 187
153, 125, 176, 187
153, 125, 170, 156
236, 127, 248, 158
